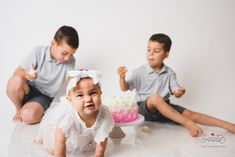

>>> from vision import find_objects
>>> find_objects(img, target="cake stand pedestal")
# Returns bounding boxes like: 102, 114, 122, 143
109, 126, 126, 138
109, 114, 144, 138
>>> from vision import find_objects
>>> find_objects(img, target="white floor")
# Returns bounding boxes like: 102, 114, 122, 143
3, 120, 235, 157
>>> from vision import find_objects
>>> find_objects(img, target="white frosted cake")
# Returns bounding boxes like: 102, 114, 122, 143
107, 96, 139, 123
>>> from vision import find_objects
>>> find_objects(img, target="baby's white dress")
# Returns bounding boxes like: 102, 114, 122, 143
35, 97, 114, 155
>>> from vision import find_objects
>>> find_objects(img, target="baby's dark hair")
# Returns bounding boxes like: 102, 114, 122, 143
54, 25, 79, 49
149, 33, 172, 52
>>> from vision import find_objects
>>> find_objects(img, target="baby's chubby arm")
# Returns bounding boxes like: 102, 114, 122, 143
173, 87, 186, 98
95, 138, 108, 157
55, 128, 66, 157
117, 66, 129, 91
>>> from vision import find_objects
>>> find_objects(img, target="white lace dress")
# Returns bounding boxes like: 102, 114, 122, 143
35, 97, 114, 155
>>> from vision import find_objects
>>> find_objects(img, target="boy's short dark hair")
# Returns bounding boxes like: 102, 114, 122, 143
54, 25, 79, 49
149, 33, 172, 52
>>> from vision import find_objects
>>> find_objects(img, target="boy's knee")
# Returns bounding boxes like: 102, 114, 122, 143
6, 75, 24, 94
148, 94, 163, 105
21, 107, 43, 124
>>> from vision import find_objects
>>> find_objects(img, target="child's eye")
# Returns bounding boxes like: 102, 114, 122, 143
90, 91, 97, 96
62, 52, 71, 56
76, 94, 83, 97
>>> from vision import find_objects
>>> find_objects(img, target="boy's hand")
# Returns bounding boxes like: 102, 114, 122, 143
117, 66, 129, 91
117, 66, 127, 79
173, 87, 185, 98
26, 64, 37, 81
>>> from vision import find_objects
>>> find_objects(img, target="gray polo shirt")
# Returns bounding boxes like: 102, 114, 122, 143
126, 64, 180, 102
20, 46, 75, 98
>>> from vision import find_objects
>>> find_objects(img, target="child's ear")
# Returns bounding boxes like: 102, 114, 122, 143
165, 52, 169, 58
51, 39, 55, 46
51, 39, 58, 47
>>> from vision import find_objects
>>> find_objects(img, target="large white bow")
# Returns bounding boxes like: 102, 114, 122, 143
66, 69, 102, 96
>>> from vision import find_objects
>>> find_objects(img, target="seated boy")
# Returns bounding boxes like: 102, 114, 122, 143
6, 25, 79, 124
117, 33, 235, 137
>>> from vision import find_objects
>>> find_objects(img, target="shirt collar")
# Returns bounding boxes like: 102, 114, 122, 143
144, 63, 167, 74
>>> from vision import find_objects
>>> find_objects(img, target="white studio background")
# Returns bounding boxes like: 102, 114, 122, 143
1, 0, 235, 156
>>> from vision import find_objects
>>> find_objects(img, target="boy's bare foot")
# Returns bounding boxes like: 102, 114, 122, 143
184, 119, 203, 137
13, 110, 22, 123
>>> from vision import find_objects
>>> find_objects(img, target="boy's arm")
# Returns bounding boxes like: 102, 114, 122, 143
169, 70, 185, 98
117, 66, 129, 91
14, 66, 37, 81
14, 66, 27, 79
55, 128, 66, 157
95, 138, 108, 157
119, 77, 129, 91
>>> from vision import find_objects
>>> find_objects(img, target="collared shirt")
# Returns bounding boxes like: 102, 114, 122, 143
21, 46, 75, 98
126, 64, 180, 102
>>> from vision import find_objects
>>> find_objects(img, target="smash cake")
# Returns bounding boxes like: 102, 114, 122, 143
107, 96, 139, 123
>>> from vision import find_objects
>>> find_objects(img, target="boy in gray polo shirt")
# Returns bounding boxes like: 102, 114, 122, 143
6, 25, 79, 124
117, 33, 235, 137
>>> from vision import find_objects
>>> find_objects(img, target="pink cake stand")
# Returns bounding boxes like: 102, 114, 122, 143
109, 114, 144, 138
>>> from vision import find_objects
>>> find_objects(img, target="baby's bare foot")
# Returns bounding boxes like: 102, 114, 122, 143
13, 110, 22, 123
184, 120, 203, 137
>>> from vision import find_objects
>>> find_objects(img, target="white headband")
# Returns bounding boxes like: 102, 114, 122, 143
66, 70, 102, 96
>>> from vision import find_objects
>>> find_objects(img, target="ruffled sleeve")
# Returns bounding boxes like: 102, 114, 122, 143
56, 113, 76, 138
34, 99, 69, 149
35, 100, 67, 136
56, 107, 83, 153
94, 105, 114, 143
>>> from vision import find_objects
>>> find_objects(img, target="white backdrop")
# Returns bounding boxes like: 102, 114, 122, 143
1, 0, 235, 155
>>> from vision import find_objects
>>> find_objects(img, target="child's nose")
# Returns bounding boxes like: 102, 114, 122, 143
84, 95, 92, 102
149, 51, 154, 55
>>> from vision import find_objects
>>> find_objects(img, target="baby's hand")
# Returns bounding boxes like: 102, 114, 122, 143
117, 66, 127, 78
174, 87, 185, 98
26, 64, 37, 81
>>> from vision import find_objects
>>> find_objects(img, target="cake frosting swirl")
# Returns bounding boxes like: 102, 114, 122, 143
106, 96, 139, 123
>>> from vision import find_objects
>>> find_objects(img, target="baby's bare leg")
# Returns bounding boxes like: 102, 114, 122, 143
182, 110, 235, 133
6, 75, 29, 123
147, 95, 203, 137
